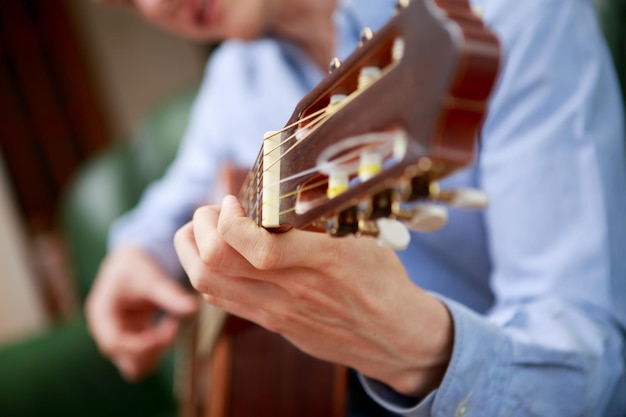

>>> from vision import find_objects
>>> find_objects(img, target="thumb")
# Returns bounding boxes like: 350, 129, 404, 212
218, 194, 264, 245
141, 275, 199, 317
221, 194, 247, 218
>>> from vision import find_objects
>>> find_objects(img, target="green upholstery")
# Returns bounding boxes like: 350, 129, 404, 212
0, 315, 175, 417
0, 86, 197, 417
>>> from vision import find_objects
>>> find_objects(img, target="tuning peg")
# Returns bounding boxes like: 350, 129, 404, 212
358, 66, 382, 90
440, 188, 488, 209
392, 37, 405, 62
294, 126, 309, 141
404, 204, 448, 232
329, 57, 341, 74
396, 0, 411, 11
327, 169, 349, 199
471, 6, 484, 19
329, 93, 347, 106
358, 150, 383, 182
429, 182, 488, 209
375, 218, 411, 250
327, 207, 359, 237
395, 0, 410, 14
359, 27, 374, 47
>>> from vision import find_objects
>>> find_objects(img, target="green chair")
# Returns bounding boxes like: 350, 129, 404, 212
0, 86, 197, 417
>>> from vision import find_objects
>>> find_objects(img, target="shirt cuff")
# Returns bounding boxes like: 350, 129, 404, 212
359, 296, 511, 416
108, 214, 185, 282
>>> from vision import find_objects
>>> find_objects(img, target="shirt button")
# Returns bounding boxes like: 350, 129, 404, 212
455, 397, 469, 417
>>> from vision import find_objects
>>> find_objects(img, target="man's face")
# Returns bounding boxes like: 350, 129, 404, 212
102, 0, 279, 42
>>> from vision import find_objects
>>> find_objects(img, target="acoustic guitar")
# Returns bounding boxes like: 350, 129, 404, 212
177, 0, 501, 416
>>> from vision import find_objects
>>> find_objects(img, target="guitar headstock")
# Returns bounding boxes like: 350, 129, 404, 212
239, 0, 500, 248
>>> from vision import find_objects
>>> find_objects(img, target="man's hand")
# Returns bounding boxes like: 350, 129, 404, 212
85, 247, 198, 381
174, 195, 453, 397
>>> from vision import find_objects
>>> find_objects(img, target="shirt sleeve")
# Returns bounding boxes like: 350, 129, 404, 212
361, 0, 626, 415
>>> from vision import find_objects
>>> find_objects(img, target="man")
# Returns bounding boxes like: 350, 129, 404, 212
3, 2, 393, 417
172, 0, 626, 416
87, 0, 395, 397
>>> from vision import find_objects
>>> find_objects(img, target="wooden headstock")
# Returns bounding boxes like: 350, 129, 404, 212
239, 0, 500, 245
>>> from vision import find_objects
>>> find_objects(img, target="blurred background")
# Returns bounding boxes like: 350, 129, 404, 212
0, 0, 209, 346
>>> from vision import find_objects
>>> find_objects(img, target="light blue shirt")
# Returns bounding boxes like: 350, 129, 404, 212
109, 0, 626, 415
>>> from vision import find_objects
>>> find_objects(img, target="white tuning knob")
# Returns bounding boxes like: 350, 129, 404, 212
376, 218, 411, 250
439, 188, 488, 210
406, 204, 448, 232
429, 182, 489, 210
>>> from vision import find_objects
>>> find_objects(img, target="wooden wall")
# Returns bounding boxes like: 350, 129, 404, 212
0, 0, 110, 234
0, 0, 206, 321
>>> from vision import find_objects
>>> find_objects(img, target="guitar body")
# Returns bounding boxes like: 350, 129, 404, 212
179, 0, 500, 416
200, 315, 346, 417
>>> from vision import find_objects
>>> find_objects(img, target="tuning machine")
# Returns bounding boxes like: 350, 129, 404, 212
327, 206, 359, 237
356, 217, 411, 250
391, 179, 449, 232
326, 191, 411, 250
428, 182, 488, 210
390, 167, 488, 233
393, 203, 448, 232
326, 187, 394, 237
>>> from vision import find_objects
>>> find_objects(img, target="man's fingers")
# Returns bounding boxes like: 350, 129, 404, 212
85, 277, 126, 356
216, 195, 345, 270
138, 272, 199, 317
175, 221, 211, 292
216, 195, 283, 270
109, 315, 180, 380
176, 222, 287, 308
190, 204, 255, 274
178, 205, 275, 282
113, 350, 159, 382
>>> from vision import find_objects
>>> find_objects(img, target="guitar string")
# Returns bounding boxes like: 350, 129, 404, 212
243, 109, 332, 218
244, 104, 341, 217
261, 90, 362, 175
242, 108, 331, 217
249, 88, 358, 205
246, 60, 400, 223
262, 139, 392, 203
257, 140, 396, 223
247, 110, 342, 219
258, 59, 399, 180
248, 88, 376, 221
254, 96, 397, 219
263, 107, 330, 156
